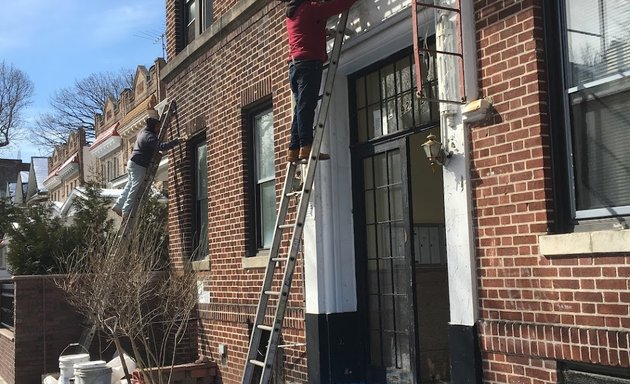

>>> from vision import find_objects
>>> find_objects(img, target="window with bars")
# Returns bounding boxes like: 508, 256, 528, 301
352, 49, 439, 144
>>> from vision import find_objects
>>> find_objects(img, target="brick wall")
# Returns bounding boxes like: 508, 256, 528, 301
0, 328, 14, 384
11, 276, 87, 384
474, 0, 630, 381
165, 0, 308, 382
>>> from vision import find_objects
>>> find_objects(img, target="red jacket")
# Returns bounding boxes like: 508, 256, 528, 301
286, 0, 356, 62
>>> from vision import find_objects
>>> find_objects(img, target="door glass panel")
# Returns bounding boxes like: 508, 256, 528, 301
360, 148, 413, 383
366, 224, 377, 259
365, 190, 376, 224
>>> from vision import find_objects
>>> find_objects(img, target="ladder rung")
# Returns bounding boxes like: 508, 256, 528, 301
257, 324, 274, 332
264, 290, 280, 296
278, 342, 306, 348
271, 257, 286, 263
249, 359, 266, 368
286, 191, 302, 197
278, 224, 294, 230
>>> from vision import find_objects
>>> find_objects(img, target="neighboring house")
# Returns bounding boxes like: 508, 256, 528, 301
57, 187, 123, 225
44, 128, 96, 204
90, 60, 170, 199
12, 171, 29, 204
167, 0, 630, 383
14, 157, 49, 205
0, 159, 29, 200
0, 238, 9, 279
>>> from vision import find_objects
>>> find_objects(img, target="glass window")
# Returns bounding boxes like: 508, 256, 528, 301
0, 246, 6, 269
250, 108, 275, 252
353, 49, 438, 143
183, 0, 214, 46
193, 140, 208, 259
562, 0, 630, 218
185, 0, 196, 43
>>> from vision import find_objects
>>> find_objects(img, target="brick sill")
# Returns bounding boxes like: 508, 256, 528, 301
0, 328, 14, 341
539, 229, 630, 256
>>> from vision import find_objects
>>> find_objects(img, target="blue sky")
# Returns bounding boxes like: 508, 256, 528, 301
0, 0, 165, 162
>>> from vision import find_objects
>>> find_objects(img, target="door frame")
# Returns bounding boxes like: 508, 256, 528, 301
351, 133, 422, 382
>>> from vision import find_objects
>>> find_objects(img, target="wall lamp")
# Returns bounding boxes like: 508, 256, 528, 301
421, 133, 452, 172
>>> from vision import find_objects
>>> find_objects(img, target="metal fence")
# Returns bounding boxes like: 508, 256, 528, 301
0, 280, 14, 329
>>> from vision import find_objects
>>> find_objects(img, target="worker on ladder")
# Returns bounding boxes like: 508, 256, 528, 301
283, 0, 356, 163
112, 116, 186, 219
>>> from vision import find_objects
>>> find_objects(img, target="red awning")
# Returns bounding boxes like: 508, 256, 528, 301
91, 122, 120, 149
58, 153, 79, 170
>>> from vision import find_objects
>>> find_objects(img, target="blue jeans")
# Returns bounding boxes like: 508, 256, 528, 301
289, 60, 323, 149
114, 160, 147, 215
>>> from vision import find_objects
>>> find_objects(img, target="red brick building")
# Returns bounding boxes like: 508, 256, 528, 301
161, 0, 630, 383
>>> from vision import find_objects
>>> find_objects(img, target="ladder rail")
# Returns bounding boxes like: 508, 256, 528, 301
242, 10, 350, 384
242, 162, 300, 383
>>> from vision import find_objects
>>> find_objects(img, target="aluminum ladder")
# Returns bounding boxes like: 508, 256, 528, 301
241, 10, 350, 384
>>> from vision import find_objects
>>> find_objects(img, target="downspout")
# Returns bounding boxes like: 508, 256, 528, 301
434, 0, 482, 382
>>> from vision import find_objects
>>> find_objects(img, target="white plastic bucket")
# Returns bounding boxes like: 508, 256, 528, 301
58, 353, 90, 384
74, 361, 112, 384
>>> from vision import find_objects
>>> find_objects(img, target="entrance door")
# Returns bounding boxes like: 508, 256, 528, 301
353, 131, 451, 383
353, 138, 418, 383
350, 47, 450, 384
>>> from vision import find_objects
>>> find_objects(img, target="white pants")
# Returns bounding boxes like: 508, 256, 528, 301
113, 160, 147, 215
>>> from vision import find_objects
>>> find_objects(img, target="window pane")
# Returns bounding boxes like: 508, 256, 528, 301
571, 85, 630, 211
198, 198, 208, 254
564, 1, 630, 217
381, 64, 396, 98
353, 51, 439, 144
186, 0, 196, 43
356, 77, 366, 108
202, 0, 213, 30
255, 110, 274, 181
565, 0, 630, 86
194, 141, 208, 259
187, 0, 196, 23
259, 180, 276, 248
196, 143, 208, 197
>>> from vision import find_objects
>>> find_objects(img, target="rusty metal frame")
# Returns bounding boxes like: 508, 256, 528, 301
412, 0, 466, 104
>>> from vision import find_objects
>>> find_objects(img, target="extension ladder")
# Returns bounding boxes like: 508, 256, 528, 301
75, 99, 178, 353
241, 10, 350, 384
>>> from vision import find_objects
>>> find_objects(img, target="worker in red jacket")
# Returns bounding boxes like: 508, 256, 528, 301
283, 0, 356, 162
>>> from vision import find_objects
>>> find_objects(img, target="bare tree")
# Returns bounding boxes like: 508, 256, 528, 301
59, 198, 199, 384
32, 69, 133, 147
0, 61, 34, 148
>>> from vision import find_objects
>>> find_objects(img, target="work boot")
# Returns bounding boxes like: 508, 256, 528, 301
299, 144, 330, 161
287, 148, 300, 163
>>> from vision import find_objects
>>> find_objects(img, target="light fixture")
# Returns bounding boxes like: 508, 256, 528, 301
421, 133, 451, 172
